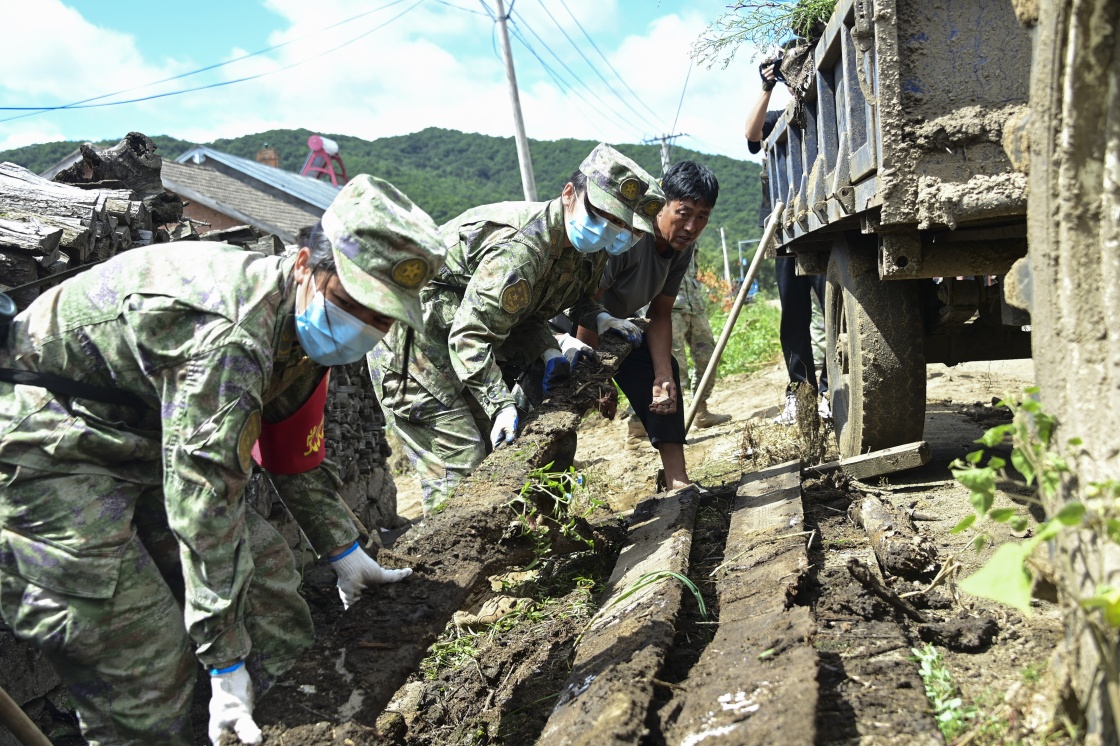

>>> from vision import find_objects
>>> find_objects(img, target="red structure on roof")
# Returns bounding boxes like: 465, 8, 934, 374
300, 134, 347, 186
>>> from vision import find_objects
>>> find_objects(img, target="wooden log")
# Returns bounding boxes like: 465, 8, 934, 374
145, 191, 183, 226
251, 234, 285, 256
539, 485, 700, 745
0, 218, 62, 258
848, 493, 939, 578
809, 441, 931, 480
52, 132, 164, 197
36, 253, 71, 293
201, 224, 262, 246
671, 461, 819, 746
0, 163, 102, 225
254, 329, 639, 732
0, 249, 39, 308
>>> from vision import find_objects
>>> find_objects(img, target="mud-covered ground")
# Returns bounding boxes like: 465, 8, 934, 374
169, 357, 1068, 745
317, 357, 1059, 745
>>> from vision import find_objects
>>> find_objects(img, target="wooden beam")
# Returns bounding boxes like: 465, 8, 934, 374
809, 440, 930, 480
538, 485, 700, 744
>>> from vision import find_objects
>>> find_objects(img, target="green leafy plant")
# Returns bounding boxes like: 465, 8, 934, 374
912, 643, 978, 740
692, 0, 837, 68
508, 463, 606, 569
951, 387, 1120, 733
579, 570, 708, 646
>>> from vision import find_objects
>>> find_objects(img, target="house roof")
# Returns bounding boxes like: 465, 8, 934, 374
162, 160, 321, 243
175, 145, 341, 211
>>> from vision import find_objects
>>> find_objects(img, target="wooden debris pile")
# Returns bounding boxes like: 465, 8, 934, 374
0, 132, 183, 308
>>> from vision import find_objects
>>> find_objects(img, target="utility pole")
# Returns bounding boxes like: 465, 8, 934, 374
642, 133, 687, 177
719, 227, 731, 284
493, 0, 537, 201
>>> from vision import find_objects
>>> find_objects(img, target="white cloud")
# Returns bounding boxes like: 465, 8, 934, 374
0, 123, 67, 152
0, 0, 185, 100
0, 1, 784, 163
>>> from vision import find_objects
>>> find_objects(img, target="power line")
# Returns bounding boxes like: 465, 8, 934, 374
532, 0, 663, 133
509, 11, 644, 139
426, 0, 490, 15
0, 1, 423, 119
0, 0, 412, 120
557, 0, 667, 129
671, 61, 693, 136
506, 23, 638, 140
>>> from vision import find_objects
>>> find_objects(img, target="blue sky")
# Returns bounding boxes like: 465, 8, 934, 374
0, 1, 789, 161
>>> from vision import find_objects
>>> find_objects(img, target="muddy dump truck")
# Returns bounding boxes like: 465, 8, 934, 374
761, 0, 1033, 458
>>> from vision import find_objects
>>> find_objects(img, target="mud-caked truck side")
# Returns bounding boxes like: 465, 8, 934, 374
761, 0, 1034, 458
1018, 0, 1120, 740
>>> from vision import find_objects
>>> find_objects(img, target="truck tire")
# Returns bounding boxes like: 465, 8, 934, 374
825, 235, 926, 458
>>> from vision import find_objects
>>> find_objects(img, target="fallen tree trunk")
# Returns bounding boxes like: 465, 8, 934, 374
848, 493, 939, 578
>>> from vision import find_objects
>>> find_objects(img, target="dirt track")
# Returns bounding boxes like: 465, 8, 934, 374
238, 356, 1065, 745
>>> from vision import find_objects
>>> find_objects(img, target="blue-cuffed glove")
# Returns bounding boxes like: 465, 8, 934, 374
558, 333, 593, 367
330, 541, 413, 610
595, 312, 643, 348
208, 662, 261, 746
490, 404, 519, 449
541, 348, 572, 395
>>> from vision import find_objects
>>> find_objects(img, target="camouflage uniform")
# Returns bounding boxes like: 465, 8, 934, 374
369, 199, 608, 512
671, 253, 718, 401
0, 178, 445, 745
0, 246, 349, 743
369, 145, 664, 512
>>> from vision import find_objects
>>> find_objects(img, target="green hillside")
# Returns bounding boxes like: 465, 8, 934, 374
0, 128, 764, 280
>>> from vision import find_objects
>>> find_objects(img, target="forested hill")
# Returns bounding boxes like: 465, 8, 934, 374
0, 127, 763, 272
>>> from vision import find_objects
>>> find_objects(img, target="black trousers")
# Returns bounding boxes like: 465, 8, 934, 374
776, 256, 828, 394
615, 340, 686, 446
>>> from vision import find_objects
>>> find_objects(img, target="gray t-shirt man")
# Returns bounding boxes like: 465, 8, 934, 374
591, 233, 695, 322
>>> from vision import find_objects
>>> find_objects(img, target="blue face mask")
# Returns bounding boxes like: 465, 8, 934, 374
566, 199, 639, 256
295, 289, 386, 366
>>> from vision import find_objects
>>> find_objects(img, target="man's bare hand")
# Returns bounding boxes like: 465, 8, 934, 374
650, 378, 678, 415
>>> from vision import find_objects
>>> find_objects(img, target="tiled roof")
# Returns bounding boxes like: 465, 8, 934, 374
162, 160, 321, 243
175, 145, 341, 210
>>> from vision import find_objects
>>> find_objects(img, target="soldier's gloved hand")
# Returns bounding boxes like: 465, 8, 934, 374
330, 541, 413, 610
558, 333, 593, 367
490, 404, 519, 449
208, 662, 261, 746
540, 348, 571, 396
595, 313, 643, 348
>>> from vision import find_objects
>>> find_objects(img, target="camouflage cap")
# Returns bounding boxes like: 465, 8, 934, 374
320, 175, 446, 331
579, 143, 665, 236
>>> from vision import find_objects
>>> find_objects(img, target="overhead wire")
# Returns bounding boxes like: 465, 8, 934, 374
426, 0, 490, 16
0, 1, 424, 120
441, 0, 631, 137
0, 0, 412, 120
532, 0, 663, 133
665, 61, 693, 161
505, 22, 637, 139
556, 0, 667, 129
508, 10, 645, 140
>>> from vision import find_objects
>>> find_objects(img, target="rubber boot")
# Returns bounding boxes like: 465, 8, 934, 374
694, 402, 732, 428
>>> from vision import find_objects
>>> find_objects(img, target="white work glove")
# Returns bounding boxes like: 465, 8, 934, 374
595, 312, 643, 348
330, 541, 413, 610
490, 404, 519, 449
540, 348, 571, 396
558, 333, 593, 367
208, 662, 261, 746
